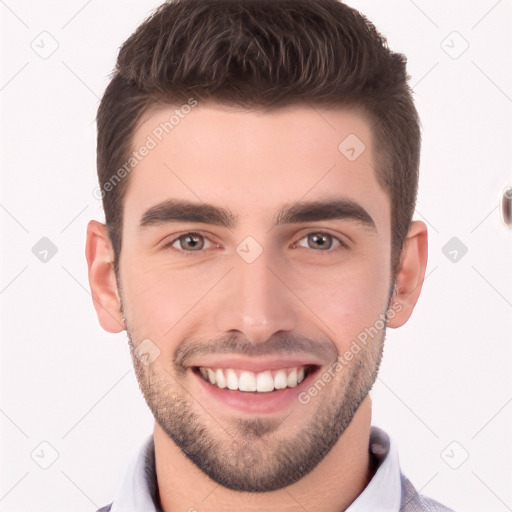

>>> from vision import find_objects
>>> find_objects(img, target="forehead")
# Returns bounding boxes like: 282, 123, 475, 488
123, 103, 390, 232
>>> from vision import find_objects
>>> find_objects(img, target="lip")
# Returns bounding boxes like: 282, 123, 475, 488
191, 364, 322, 414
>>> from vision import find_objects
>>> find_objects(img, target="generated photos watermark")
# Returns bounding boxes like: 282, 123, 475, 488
298, 300, 403, 405
93, 97, 198, 200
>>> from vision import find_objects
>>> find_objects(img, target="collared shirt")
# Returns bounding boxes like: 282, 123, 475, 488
98, 426, 454, 512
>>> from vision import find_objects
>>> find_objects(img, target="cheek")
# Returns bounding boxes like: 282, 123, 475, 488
120, 256, 226, 341
291, 254, 390, 349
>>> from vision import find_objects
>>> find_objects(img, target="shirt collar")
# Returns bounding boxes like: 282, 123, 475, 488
110, 425, 401, 512
346, 425, 402, 512
110, 434, 160, 512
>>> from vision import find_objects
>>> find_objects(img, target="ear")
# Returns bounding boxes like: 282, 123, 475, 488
387, 220, 428, 328
85, 220, 125, 333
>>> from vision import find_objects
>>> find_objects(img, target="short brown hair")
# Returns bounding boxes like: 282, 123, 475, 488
96, 0, 420, 275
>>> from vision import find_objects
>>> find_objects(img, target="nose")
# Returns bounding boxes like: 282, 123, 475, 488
214, 247, 298, 344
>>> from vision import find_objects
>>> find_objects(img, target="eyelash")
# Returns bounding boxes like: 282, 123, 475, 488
162, 232, 219, 256
162, 231, 349, 256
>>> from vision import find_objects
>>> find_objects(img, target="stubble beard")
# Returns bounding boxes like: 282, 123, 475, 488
126, 326, 385, 492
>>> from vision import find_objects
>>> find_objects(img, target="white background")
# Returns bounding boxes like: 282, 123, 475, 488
1, 1, 511, 511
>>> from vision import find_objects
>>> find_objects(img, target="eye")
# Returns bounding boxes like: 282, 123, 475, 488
163, 232, 217, 253
293, 232, 348, 251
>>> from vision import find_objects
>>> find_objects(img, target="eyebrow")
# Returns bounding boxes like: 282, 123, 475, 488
139, 198, 376, 231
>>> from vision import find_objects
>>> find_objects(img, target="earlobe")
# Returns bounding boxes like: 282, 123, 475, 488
387, 220, 428, 329
85, 220, 126, 333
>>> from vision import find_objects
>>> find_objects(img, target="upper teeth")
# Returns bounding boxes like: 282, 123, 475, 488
199, 366, 307, 392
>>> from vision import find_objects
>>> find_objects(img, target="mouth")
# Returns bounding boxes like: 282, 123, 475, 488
193, 365, 318, 393
191, 363, 322, 414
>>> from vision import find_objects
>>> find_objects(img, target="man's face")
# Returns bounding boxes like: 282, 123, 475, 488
117, 104, 393, 491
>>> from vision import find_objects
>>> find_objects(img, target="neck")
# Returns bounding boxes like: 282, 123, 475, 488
154, 396, 374, 512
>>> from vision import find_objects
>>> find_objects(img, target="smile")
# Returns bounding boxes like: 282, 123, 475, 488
196, 365, 317, 393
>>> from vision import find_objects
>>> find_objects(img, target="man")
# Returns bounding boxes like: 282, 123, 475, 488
86, 0, 454, 510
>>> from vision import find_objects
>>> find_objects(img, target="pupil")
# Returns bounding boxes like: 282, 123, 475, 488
309, 233, 331, 250
183, 234, 203, 250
